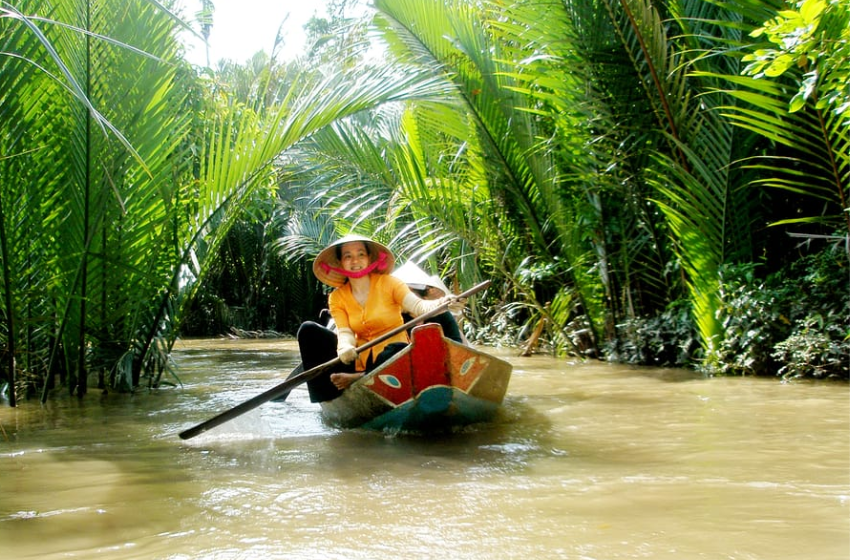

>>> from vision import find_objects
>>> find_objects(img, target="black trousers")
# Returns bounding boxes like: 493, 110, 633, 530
297, 321, 347, 403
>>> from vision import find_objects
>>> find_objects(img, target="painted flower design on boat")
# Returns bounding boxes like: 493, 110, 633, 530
378, 374, 403, 389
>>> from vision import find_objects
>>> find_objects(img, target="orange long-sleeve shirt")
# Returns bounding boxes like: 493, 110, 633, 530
328, 273, 412, 371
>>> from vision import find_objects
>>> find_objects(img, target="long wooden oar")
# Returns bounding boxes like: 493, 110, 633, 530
178, 280, 490, 440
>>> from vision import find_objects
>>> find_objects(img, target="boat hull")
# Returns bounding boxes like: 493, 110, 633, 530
320, 323, 512, 432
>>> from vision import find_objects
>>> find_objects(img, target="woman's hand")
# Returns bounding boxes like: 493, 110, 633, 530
336, 327, 357, 364
444, 295, 467, 312
338, 345, 358, 364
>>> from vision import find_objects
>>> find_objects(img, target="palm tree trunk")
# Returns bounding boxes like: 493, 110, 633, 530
74, 0, 94, 398
0, 197, 17, 407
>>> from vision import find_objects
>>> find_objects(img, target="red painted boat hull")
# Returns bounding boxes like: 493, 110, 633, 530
320, 323, 512, 431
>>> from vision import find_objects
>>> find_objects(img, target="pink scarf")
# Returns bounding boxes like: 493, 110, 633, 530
320, 251, 390, 280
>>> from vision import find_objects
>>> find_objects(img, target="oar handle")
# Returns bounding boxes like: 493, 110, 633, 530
178, 280, 491, 440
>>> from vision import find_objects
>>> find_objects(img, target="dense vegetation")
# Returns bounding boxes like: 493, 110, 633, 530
1, 0, 847, 407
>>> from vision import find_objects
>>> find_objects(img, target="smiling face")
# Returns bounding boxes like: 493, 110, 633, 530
338, 241, 371, 273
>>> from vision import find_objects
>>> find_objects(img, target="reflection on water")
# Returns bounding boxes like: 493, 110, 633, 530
1, 338, 848, 560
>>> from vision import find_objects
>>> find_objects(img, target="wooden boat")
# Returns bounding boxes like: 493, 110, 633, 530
320, 323, 512, 432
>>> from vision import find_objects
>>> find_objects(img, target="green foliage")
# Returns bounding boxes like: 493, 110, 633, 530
710, 246, 849, 379
744, 0, 850, 123
246, 0, 846, 372
10, 0, 849, 413
606, 300, 701, 367
702, 0, 850, 236
172, 0, 847, 386
711, 262, 794, 375
773, 313, 849, 379
1, 0, 458, 403
597, 0, 760, 361
601, 243, 847, 377
302, 0, 370, 65
181, 190, 325, 336
1, 0, 197, 399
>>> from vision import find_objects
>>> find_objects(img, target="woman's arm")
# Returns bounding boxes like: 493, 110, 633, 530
401, 292, 450, 317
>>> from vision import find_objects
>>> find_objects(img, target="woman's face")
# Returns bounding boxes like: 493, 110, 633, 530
422, 286, 444, 300
339, 241, 370, 273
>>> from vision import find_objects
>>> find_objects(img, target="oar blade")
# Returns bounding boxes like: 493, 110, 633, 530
178, 360, 335, 440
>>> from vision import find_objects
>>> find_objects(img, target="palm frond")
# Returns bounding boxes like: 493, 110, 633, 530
698, 72, 850, 231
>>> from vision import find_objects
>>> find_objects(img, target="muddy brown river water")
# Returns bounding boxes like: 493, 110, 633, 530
1, 338, 848, 559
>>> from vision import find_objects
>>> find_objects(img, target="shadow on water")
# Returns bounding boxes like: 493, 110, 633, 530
331, 398, 556, 471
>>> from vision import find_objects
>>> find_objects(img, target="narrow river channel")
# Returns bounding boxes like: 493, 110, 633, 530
1, 338, 848, 559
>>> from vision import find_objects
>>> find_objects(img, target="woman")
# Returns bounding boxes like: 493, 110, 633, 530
297, 234, 459, 403
392, 260, 467, 344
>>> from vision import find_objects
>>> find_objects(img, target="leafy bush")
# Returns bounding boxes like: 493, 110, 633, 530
710, 262, 794, 376
712, 246, 849, 379
607, 300, 701, 367
773, 313, 848, 379
602, 246, 848, 379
